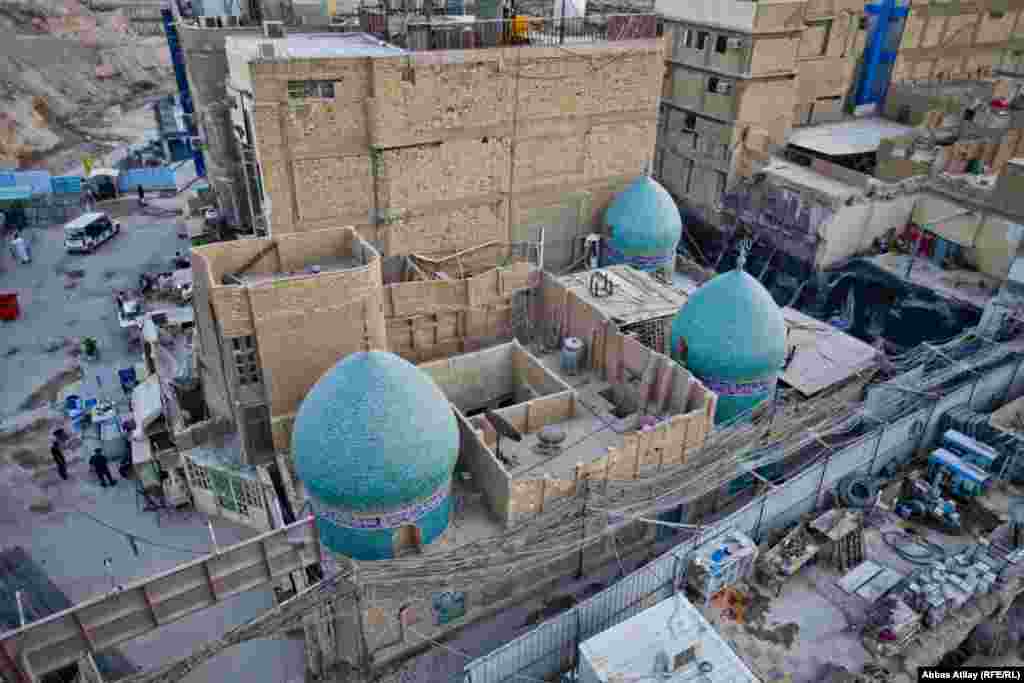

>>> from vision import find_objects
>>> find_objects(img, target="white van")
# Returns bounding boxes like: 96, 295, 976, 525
64, 212, 120, 253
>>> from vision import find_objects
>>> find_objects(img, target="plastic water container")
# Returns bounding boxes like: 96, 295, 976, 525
560, 337, 584, 376
64, 395, 81, 415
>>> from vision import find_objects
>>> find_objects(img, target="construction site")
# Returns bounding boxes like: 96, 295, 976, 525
6, 0, 1024, 682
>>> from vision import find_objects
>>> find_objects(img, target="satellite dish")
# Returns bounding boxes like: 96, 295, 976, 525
485, 410, 522, 442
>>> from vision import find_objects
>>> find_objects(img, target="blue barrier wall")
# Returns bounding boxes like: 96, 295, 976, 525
118, 168, 177, 193
0, 171, 53, 195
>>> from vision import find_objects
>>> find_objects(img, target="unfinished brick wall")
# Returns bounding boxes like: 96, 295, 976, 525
892, 4, 1024, 82
248, 39, 666, 269
193, 228, 388, 453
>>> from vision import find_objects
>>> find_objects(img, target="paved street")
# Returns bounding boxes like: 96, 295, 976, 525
0, 189, 306, 682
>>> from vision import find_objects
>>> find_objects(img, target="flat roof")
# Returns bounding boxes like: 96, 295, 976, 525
556, 265, 688, 327
225, 32, 405, 60
787, 118, 916, 157
579, 592, 759, 682
653, 0, 756, 32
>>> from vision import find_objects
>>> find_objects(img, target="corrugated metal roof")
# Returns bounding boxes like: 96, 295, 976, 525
0, 186, 32, 202
787, 118, 916, 157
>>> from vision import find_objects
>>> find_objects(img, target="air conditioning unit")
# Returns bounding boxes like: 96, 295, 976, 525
714, 80, 732, 94
263, 20, 285, 38
726, 37, 744, 49
258, 41, 277, 59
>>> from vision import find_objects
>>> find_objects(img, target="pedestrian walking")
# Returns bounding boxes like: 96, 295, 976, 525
137, 184, 145, 207
51, 441, 68, 480
89, 448, 116, 487
10, 231, 29, 264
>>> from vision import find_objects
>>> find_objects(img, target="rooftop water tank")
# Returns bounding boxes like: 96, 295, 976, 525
601, 176, 683, 273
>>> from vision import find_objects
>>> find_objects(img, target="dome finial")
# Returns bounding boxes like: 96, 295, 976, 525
736, 238, 752, 272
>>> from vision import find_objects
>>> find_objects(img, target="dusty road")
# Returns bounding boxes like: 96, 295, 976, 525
0, 196, 187, 417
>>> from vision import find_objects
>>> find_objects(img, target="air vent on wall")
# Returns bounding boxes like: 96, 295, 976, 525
263, 20, 285, 38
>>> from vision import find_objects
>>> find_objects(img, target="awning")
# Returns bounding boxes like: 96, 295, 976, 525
132, 376, 163, 438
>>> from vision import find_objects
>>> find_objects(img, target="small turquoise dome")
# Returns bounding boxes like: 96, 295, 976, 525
292, 351, 459, 560
601, 176, 683, 272
670, 269, 787, 425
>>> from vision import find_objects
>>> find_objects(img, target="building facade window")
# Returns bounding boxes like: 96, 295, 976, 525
231, 335, 262, 386
714, 171, 728, 198
684, 159, 695, 194
696, 31, 708, 50
287, 80, 335, 100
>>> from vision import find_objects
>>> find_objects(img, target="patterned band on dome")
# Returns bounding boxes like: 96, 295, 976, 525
312, 480, 450, 530
601, 245, 675, 270
702, 376, 776, 398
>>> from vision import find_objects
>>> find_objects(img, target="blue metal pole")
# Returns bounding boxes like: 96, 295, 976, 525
161, 5, 207, 178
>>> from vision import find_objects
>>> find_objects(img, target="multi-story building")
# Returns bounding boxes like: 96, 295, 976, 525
191, 226, 388, 463
227, 23, 665, 270
652, 0, 868, 232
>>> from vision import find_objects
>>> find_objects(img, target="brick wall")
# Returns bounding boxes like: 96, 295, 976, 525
248, 39, 666, 269
892, 4, 1024, 82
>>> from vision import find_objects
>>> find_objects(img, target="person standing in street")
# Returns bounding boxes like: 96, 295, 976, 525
89, 448, 116, 487
10, 231, 29, 264
51, 441, 68, 480
137, 184, 145, 207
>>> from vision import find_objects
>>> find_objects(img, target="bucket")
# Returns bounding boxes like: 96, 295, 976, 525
65, 395, 81, 414
560, 337, 584, 376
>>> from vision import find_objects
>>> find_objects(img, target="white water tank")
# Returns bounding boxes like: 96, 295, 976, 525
553, 0, 586, 21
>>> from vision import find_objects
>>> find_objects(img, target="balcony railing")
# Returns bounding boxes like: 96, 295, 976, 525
357, 12, 662, 50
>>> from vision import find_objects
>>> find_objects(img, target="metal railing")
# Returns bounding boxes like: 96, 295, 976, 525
360, 12, 661, 50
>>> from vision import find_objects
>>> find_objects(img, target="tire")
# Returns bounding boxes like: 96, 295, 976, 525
838, 474, 876, 508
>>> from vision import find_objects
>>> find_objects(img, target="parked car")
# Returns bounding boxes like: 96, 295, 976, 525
64, 212, 120, 253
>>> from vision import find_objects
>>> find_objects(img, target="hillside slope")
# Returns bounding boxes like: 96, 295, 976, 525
0, 0, 173, 171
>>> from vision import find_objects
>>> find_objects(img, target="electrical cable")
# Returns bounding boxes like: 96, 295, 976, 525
68, 504, 211, 555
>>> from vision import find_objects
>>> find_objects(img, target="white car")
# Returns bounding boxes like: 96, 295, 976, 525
64, 212, 121, 253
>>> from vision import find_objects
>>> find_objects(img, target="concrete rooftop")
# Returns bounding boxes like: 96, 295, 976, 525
787, 118, 917, 158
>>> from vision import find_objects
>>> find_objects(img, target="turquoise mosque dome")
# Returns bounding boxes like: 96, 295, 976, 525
291, 350, 459, 560
669, 261, 787, 425
601, 175, 683, 272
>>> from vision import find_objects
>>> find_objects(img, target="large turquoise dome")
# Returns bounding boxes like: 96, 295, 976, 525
292, 350, 459, 560
601, 176, 683, 272
670, 269, 787, 425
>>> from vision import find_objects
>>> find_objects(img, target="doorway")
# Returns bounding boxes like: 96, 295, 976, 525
393, 524, 423, 556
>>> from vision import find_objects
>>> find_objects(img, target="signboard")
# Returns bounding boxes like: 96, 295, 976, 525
51, 176, 82, 194
432, 591, 466, 625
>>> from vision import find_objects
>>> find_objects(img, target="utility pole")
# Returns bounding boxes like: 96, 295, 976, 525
559, 0, 566, 44
576, 476, 588, 579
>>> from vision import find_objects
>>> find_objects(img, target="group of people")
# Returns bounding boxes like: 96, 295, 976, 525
49, 428, 129, 488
